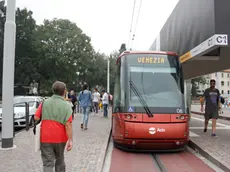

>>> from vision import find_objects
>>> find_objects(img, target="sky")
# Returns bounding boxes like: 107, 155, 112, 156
16, 0, 179, 55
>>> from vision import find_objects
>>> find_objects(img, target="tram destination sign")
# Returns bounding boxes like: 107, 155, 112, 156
137, 57, 165, 64
126, 54, 178, 66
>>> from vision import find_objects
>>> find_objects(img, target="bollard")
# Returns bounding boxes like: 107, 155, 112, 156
25, 102, 30, 131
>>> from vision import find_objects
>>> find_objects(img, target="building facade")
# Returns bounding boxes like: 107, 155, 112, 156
197, 70, 230, 98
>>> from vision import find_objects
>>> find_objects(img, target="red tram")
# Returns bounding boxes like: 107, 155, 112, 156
111, 51, 190, 152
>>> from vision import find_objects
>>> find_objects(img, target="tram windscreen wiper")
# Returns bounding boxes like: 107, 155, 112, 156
129, 80, 153, 118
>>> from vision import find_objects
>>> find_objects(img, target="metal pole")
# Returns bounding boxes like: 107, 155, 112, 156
1, 0, 16, 148
186, 79, 192, 115
13, 113, 15, 137
107, 58, 110, 93
25, 102, 29, 131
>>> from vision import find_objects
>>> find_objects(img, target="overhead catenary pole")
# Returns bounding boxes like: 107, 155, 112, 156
1, 0, 16, 149
107, 58, 110, 93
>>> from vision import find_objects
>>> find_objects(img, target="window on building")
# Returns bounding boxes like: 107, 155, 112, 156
222, 90, 224, 94
228, 90, 230, 94
221, 81, 224, 86
228, 81, 230, 86
221, 73, 224, 77
228, 73, 230, 78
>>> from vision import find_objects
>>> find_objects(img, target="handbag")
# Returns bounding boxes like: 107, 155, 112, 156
33, 101, 44, 152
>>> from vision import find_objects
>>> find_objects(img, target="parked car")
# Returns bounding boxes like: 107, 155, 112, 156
0, 96, 44, 128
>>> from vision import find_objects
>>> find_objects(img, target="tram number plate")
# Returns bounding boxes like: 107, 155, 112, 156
176, 108, 183, 113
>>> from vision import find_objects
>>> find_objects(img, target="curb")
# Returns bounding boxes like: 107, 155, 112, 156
188, 140, 230, 172
96, 127, 112, 172
191, 111, 230, 121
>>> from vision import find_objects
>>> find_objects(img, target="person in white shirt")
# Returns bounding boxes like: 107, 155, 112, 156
101, 90, 109, 117
92, 88, 100, 114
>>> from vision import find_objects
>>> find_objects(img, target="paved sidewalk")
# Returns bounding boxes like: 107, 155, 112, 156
189, 113, 230, 172
0, 111, 111, 172
191, 104, 230, 120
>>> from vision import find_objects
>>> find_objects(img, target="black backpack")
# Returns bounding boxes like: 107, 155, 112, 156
220, 97, 225, 104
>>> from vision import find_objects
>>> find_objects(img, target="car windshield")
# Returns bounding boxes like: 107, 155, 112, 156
14, 97, 36, 107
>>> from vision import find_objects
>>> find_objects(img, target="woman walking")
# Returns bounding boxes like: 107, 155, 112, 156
78, 84, 92, 130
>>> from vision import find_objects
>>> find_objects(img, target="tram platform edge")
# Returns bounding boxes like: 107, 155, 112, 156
191, 111, 230, 121
96, 128, 112, 172
188, 139, 230, 172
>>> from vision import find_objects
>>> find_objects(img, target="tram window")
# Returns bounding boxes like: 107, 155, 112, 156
113, 63, 125, 113
128, 66, 182, 108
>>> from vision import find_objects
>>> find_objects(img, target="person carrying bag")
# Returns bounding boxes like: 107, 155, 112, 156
33, 101, 44, 152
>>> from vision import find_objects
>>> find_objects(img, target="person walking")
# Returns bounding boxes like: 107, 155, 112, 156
68, 90, 77, 119
78, 84, 92, 130
92, 88, 100, 115
34, 81, 73, 172
101, 90, 109, 118
200, 79, 220, 137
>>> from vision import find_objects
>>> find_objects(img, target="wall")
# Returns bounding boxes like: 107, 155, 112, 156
150, 0, 215, 56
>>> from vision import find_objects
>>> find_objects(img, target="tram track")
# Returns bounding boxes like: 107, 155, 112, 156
104, 138, 223, 172
151, 154, 167, 172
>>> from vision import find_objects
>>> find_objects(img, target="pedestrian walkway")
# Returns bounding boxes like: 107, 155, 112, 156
0, 110, 111, 172
191, 104, 230, 120
189, 113, 230, 172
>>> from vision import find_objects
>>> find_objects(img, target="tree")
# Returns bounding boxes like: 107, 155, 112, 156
0, 2, 37, 95
109, 50, 119, 94
33, 18, 95, 92
119, 43, 126, 54
0, 2, 116, 95
14, 8, 37, 85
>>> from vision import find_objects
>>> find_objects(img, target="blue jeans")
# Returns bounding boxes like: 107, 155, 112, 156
81, 106, 90, 127
93, 102, 99, 113
103, 104, 108, 117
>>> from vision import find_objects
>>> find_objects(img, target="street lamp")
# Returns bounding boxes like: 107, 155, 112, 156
76, 71, 80, 90
107, 57, 110, 93
1, 0, 16, 149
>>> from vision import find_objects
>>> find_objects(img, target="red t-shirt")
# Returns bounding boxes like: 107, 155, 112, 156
35, 103, 72, 143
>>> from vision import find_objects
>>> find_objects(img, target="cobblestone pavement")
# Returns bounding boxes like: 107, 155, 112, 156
190, 113, 230, 171
0, 110, 111, 172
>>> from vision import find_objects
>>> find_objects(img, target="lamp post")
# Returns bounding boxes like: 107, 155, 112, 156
1, 0, 17, 149
107, 58, 110, 93
76, 71, 80, 90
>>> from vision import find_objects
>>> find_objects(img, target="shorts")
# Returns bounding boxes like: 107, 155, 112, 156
204, 111, 219, 120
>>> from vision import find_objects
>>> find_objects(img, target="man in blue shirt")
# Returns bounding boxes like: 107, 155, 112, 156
78, 84, 92, 130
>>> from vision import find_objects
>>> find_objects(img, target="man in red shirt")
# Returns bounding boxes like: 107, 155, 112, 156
35, 81, 73, 172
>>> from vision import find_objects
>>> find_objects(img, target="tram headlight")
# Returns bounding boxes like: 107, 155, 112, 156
180, 115, 185, 120
125, 114, 132, 119
176, 141, 180, 145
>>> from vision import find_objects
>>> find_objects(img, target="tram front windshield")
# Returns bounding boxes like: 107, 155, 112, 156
113, 54, 186, 114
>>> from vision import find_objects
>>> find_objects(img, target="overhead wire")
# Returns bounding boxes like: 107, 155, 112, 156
127, 0, 137, 50
130, 0, 143, 50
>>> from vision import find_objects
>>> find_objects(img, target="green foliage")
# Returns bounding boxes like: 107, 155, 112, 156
0, 1, 115, 95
